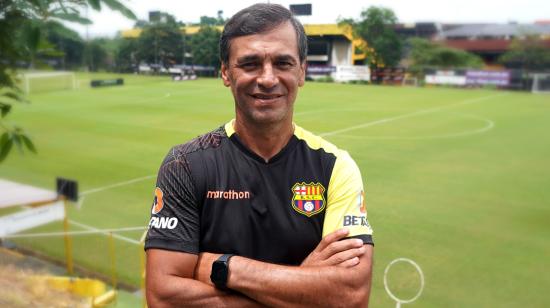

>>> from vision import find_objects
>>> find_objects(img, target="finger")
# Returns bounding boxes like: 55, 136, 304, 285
315, 228, 350, 252
337, 256, 360, 268
322, 238, 364, 258
325, 245, 366, 266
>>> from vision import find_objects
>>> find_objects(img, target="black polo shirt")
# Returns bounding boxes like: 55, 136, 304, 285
145, 120, 373, 265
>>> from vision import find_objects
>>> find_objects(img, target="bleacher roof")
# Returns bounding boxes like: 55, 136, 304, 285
120, 24, 355, 40
120, 24, 368, 61
0, 179, 58, 209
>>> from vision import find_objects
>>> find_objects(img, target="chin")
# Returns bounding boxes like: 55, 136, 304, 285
249, 110, 289, 125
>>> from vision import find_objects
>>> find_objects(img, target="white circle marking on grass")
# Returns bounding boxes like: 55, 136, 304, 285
384, 258, 425, 308
337, 112, 495, 140
318, 93, 506, 137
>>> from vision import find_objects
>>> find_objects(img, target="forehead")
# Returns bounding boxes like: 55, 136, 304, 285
228, 22, 299, 62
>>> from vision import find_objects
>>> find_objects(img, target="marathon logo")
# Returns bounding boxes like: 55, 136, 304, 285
149, 217, 178, 229
206, 190, 251, 200
343, 215, 371, 228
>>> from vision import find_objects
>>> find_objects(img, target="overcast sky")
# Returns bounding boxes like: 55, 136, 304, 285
67, 0, 550, 38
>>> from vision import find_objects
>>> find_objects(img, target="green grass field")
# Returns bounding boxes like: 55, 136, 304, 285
2, 73, 549, 307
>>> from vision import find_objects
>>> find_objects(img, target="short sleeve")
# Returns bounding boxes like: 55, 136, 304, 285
144, 148, 200, 254
322, 151, 374, 245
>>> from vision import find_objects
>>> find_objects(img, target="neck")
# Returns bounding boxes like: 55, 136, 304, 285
234, 117, 294, 162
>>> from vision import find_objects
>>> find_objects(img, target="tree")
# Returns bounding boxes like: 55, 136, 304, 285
340, 6, 403, 69
115, 38, 139, 72
407, 38, 484, 76
83, 39, 109, 71
197, 10, 225, 26
188, 25, 221, 69
499, 35, 550, 70
136, 20, 184, 69
0, 0, 135, 162
44, 21, 86, 69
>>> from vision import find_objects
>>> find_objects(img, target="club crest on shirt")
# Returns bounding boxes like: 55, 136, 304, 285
291, 182, 326, 217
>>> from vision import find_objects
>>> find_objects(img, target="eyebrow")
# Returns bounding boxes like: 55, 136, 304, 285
235, 54, 298, 64
236, 55, 261, 64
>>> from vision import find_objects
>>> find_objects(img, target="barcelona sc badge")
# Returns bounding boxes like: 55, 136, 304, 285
291, 182, 326, 217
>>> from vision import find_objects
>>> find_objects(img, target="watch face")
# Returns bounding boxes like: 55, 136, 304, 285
211, 260, 228, 285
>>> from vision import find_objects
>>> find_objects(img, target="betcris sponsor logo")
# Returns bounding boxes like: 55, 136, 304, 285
343, 215, 371, 228
149, 216, 178, 229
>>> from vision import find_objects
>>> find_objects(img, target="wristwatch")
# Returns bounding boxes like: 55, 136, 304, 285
210, 254, 234, 290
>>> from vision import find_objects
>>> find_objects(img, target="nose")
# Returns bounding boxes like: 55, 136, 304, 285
257, 63, 278, 89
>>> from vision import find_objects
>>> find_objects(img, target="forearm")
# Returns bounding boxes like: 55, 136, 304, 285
227, 255, 371, 308
146, 249, 265, 308
147, 274, 264, 308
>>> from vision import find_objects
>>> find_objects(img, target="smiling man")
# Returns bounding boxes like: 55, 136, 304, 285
145, 3, 374, 307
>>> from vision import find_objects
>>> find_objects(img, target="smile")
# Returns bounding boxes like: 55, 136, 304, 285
250, 93, 284, 100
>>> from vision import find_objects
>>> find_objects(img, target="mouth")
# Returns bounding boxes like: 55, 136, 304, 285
250, 93, 284, 101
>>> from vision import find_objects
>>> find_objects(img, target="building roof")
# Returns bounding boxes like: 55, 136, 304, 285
442, 23, 550, 38
442, 38, 550, 52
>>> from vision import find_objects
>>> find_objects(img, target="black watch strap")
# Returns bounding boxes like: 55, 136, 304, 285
218, 253, 233, 263
211, 254, 234, 290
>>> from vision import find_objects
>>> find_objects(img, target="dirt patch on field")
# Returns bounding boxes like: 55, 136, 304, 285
0, 265, 89, 307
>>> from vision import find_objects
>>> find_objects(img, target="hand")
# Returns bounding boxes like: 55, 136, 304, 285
301, 228, 366, 268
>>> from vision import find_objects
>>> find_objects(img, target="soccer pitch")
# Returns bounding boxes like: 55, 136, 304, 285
2, 73, 549, 307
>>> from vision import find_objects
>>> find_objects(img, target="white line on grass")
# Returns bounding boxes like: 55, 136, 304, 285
80, 174, 156, 196
69, 219, 144, 245
64, 174, 155, 245
337, 112, 495, 140
319, 93, 506, 137
68, 93, 504, 245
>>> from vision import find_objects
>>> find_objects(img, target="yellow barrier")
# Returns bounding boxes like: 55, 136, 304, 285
92, 289, 117, 307
31, 275, 116, 307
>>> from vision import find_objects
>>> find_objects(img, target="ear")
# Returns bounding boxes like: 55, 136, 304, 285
298, 61, 307, 87
221, 62, 231, 87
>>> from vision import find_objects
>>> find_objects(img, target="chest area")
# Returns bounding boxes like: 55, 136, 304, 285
200, 145, 333, 220
194, 143, 336, 262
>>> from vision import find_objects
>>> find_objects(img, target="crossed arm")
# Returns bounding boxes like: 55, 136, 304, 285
146, 228, 373, 308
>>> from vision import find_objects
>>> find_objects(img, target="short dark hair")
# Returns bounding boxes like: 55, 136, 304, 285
219, 3, 307, 65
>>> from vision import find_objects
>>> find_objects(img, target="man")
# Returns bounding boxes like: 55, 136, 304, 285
145, 3, 374, 307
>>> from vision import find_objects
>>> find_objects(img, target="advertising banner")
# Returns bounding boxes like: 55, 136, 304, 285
0, 201, 64, 237
333, 65, 371, 82
466, 70, 510, 86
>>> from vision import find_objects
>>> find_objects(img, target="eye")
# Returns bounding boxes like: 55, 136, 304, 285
238, 62, 259, 70
276, 61, 293, 69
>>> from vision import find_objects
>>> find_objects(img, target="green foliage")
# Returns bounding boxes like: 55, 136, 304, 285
195, 10, 225, 26
43, 21, 85, 69
136, 14, 184, 68
499, 35, 550, 70
188, 26, 221, 67
83, 39, 110, 71
115, 38, 139, 72
0, 0, 135, 162
340, 6, 403, 69
407, 38, 484, 76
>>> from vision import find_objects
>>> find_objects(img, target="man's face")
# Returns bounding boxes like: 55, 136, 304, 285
221, 21, 306, 126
